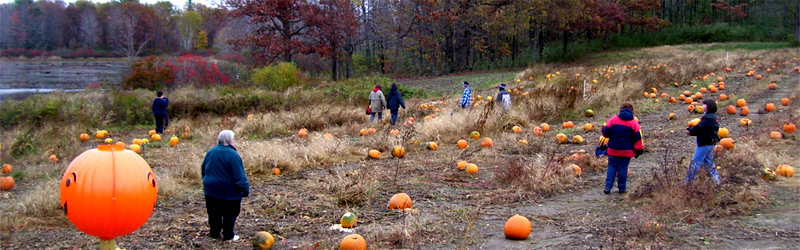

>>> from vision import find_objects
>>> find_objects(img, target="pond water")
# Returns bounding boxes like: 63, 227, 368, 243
0, 59, 128, 101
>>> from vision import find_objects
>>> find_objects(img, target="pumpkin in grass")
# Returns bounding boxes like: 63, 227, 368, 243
142, 138, 150, 144
340, 212, 357, 228
688, 118, 701, 127
151, 133, 162, 141
79, 133, 90, 142
739, 106, 750, 116
567, 164, 582, 176
388, 193, 412, 210
323, 133, 334, 140
389, 129, 399, 136
762, 168, 777, 181
540, 123, 551, 132
768, 82, 777, 90
132, 139, 143, 146
572, 135, 584, 144
736, 99, 747, 107
585, 109, 594, 117
129, 144, 142, 154
683, 90, 691, 96
781, 98, 790, 106
584, 123, 594, 131
391, 145, 406, 158
367, 150, 381, 159
532, 127, 544, 137
669, 97, 677, 103
784, 123, 796, 133
719, 94, 727, 101
466, 163, 478, 173
339, 234, 367, 250
679, 95, 687, 101
457, 161, 468, 170
765, 103, 776, 112
1, 164, 11, 173
720, 138, 735, 150
480, 138, 493, 147
298, 128, 308, 138
669, 113, 676, 120
518, 139, 529, 145
555, 133, 568, 144
770, 131, 783, 139
776, 164, 794, 177
511, 126, 522, 133
718, 128, 729, 138
726, 105, 736, 114
426, 142, 439, 150
49, 154, 59, 163
271, 168, 281, 175
169, 136, 179, 147
562, 121, 574, 129
504, 214, 532, 240
756, 75, 763, 80
104, 138, 113, 144
470, 131, 481, 139
367, 128, 377, 135
359, 129, 368, 136
685, 97, 693, 104
148, 130, 156, 136
252, 231, 275, 250
0, 176, 15, 190
457, 139, 468, 149
96, 130, 108, 139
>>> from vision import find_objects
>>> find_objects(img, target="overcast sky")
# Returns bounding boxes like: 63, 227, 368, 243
0, 0, 223, 9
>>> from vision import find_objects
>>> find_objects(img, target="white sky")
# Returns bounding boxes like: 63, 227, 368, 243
0, 0, 223, 9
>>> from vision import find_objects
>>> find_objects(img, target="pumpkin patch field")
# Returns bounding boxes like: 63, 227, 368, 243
2, 45, 800, 249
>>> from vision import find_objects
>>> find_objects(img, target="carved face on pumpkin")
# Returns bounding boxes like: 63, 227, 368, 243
60, 145, 158, 240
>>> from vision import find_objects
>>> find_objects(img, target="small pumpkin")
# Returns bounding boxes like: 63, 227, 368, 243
739, 118, 752, 126
466, 163, 478, 174
532, 127, 544, 137
148, 130, 157, 136
470, 131, 481, 139
359, 129, 368, 136
572, 135, 584, 144
726, 105, 736, 115
685, 97, 693, 104
768, 83, 776, 90
0, 176, 15, 191
770, 131, 783, 139
388, 193, 412, 210
555, 133, 568, 144
511, 126, 521, 133
736, 99, 747, 107
339, 234, 367, 250
540, 123, 550, 132
583, 123, 594, 131
457, 161, 468, 170
271, 168, 281, 175
298, 128, 309, 138
96, 130, 107, 139
781, 98, 790, 106
340, 212, 357, 228
668, 97, 677, 103
739, 106, 750, 116
368, 150, 381, 159
567, 164, 582, 176
426, 142, 439, 150
762, 168, 776, 181
132, 139, 143, 145
719, 94, 727, 101
776, 164, 795, 177
323, 133, 334, 139
391, 145, 406, 158
518, 139, 529, 145
1, 164, 12, 174
129, 144, 142, 154
457, 139, 468, 149
389, 129, 399, 136
504, 214, 532, 240
169, 136, 179, 147
562, 121, 574, 129
783, 123, 796, 133
718, 128, 729, 138
79, 133, 90, 142
252, 231, 275, 250
104, 138, 113, 144
585, 109, 594, 117
480, 138, 493, 147
49, 154, 59, 163
720, 138, 735, 150
151, 133, 162, 141
367, 128, 377, 135
765, 103, 776, 112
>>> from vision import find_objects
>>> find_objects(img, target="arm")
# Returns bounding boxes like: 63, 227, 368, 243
231, 155, 250, 196
633, 125, 644, 157
399, 95, 406, 109
200, 153, 209, 178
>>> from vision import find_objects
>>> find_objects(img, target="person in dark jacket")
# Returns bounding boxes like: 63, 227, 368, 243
386, 83, 406, 125
152, 91, 169, 135
686, 99, 721, 184
201, 130, 250, 241
601, 102, 644, 194
496, 83, 510, 113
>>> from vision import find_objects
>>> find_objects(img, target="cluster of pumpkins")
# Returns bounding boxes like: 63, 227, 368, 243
79, 129, 181, 155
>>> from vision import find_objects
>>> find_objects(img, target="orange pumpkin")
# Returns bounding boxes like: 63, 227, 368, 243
129, 144, 142, 154
340, 212, 357, 228
366, 128, 377, 135
669, 113, 675, 120
784, 123, 796, 133
683, 90, 691, 96
768, 83, 777, 90
737, 99, 747, 107
776, 164, 795, 177
389, 129, 399, 136
79, 133, 90, 142
457, 139, 468, 149
765, 103, 776, 112
391, 145, 406, 158
719, 94, 727, 101
480, 138, 494, 147
0, 164, 11, 174
555, 133, 568, 144
0, 176, 15, 191
388, 193, 412, 210
726, 105, 736, 115
717, 76, 724, 82
511, 126, 521, 133
583, 123, 594, 131
668, 97, 677, 103
532, 127, 544, 137
368, 150, 381, 159
298, 128, 308, 137
720, 138, 735, 150
685, 97, 693, 104
739, 118, 752, 126
719, 84, 725, 90
780, 98, 789, 106
151, 133, 162, 141
700, 87, 707, 93
770, 131, 783, 139
504, 214, 532, 240
518, 139, 529, 145
679, 95, 687, 101
252, 231, 275, 250
718, 128, 729, 138
426, 142, 439, 150
567, 164, 582, 176
60, 145, 158, 240
540, 123, 550, 132
562, 121, 574, 129
359, 129, 367, 136
339, 234, 367, 250
756, 74, 763, 80
739, 106, 750, 116
148, 130, 156, 136
466, 163, 478, 173
457, 161, 468, 170
169, 136, 179, 147
271, 168, 281, 175
49, 154, 59, 163
572, 135, 584, 144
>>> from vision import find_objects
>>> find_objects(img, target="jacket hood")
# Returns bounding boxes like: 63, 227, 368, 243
373, 88, 380, 92
618, 108, 634, 121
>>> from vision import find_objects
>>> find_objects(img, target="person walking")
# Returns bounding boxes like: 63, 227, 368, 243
601, 102, 644, 194
451, 81, 472, 115
368, 84, 386, 123
201, 130, 250, 242
496, 83, 510, 113
386, 83, 406, 125
152, 91, 169, 135
686, 99, 722, 184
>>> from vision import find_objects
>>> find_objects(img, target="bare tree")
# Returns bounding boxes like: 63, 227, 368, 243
79, 8, 99, 47
108, 8, 150, 64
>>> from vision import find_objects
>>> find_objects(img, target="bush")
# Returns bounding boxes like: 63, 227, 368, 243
251, 62, 301, 91
122, 56, 175, 91
170, 54, 232, 87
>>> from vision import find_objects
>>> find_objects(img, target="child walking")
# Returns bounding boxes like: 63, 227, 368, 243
686, 99, 721, 184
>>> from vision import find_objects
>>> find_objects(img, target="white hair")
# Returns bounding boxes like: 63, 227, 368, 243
217, 130, 235, 146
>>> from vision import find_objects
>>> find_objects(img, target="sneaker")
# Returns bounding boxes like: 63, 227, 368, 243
231, 235, 240, 242
603, 190, 611, 194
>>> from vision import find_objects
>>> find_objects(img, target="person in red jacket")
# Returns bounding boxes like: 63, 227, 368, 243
601, 102, 644, 194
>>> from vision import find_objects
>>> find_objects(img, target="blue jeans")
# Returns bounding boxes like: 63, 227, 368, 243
686, 145, 720, 184
390, 110, 399, 125
370, 112, 383, 123
154, 113, 168, 134
605, 156, 631, 192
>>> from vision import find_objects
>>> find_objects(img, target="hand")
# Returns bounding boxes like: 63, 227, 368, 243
634, 150, 644, 158
241, 191, 249, 198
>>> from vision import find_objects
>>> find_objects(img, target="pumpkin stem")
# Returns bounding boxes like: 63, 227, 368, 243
99, 239, 120, 250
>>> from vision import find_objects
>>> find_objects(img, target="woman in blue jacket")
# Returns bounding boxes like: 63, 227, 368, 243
201, 130, 250, 241
386, 83, 406, 125
686, 99, 721, 184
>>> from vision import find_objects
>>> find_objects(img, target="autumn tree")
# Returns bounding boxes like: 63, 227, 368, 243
315, 0, 360, 80
107, 2, 153, 64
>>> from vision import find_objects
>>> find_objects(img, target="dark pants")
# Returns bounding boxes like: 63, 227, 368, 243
390, 109, 399, 125
205, 195, 241, 240
154, 113, 168, 134
605, 156, 631, 192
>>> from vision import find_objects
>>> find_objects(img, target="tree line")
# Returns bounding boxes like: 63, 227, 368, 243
0, 0, 797, 79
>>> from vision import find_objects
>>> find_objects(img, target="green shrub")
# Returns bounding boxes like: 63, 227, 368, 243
251, 62, 301, 91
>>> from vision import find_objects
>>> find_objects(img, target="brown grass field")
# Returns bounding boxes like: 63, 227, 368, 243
1, 44, 800, 249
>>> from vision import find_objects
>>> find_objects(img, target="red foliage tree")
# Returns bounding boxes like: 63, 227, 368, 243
313, 0, 360, 80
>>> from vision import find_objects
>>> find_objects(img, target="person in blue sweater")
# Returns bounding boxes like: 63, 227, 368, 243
686, 99, 721, 184
386, 83, 406, 125
201, 130, 250, 241
151, 91, 169, 135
